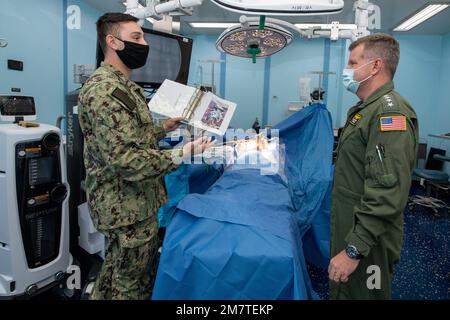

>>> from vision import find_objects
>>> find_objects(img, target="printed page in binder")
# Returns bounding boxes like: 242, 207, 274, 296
189, 92, 236, 136
148, 79, 236, 136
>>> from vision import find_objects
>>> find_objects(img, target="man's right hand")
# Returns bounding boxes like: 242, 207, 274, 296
182, 136, 214, 158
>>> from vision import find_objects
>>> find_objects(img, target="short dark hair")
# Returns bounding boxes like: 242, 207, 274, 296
96, 12, 139, 52
349, 33, 400, 78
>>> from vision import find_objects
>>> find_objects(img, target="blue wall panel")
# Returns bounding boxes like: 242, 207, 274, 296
67, 0, 102, 93
0, 0, 64, 125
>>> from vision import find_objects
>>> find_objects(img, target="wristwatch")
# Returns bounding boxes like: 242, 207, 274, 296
345, 244, 363, 260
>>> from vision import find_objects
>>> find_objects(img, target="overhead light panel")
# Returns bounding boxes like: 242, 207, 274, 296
295, 23, 357, 30
210, 0, 344, 16
394, 3, 450, 31
189, 22, 238, 29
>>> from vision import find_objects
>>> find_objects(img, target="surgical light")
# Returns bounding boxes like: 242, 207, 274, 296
394, 4, 450, 32
216, 22, 293, 62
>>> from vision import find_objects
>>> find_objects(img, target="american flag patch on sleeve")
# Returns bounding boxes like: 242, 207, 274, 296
380, 116, 407, 132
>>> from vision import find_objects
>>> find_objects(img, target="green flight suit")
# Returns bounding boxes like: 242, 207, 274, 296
78, 62, 179, 299
330, 81, 419, 300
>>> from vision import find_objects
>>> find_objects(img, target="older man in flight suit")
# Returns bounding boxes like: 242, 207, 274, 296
78, 13, 210, 300
328, 33, 419, 299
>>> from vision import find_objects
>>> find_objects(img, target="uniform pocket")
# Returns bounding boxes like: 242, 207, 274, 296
366, 149, 397, 188
116, 220, 158, 276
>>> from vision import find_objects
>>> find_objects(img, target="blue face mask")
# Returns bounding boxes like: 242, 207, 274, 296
342, 60, 375, 94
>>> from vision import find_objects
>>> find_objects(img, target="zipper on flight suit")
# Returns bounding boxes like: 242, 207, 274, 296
335, 103, 364, 161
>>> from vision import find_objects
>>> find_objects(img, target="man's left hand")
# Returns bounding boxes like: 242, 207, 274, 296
163, 117, 185, 132
328, 250, 360, 283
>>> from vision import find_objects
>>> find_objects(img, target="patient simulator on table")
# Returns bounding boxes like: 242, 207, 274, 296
153, 103, 333, 300
201, 133, 285, 178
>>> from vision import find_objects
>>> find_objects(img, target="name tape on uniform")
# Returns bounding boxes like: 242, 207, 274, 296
350, 114, 363, 126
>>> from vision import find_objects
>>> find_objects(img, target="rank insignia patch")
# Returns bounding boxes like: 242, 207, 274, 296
380, 116, 407, 132
383, 95, 394, 106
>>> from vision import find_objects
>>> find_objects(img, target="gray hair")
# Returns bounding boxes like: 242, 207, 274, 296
349, 33, 400, 78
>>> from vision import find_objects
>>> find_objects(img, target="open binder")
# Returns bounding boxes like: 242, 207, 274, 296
148, 79, 236, 136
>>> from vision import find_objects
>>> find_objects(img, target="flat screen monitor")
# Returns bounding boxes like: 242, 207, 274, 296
96, 28, 193, 89
0, 96, 36, 122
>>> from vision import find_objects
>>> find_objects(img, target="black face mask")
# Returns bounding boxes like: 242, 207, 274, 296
113, 36, 149, 69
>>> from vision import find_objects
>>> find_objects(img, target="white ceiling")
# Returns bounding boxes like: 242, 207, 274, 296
82, 0, 450, 36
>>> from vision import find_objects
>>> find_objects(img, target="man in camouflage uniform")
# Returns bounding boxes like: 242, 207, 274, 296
328, 34, 419, 299
78, 13, 210, 300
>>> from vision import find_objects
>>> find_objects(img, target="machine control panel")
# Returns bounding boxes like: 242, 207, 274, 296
15, 132, 67, 268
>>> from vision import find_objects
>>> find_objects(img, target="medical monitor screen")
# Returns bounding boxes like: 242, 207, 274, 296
96, 28, 193, 89
0, 96, 36, 116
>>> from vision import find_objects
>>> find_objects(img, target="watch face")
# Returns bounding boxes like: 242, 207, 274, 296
346, 245, 359, 259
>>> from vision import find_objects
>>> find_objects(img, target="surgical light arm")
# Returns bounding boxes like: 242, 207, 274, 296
300, 0, 373, 41
239, 0, 373, 42
125, 0, 204, 20
125, 0, 372, 42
